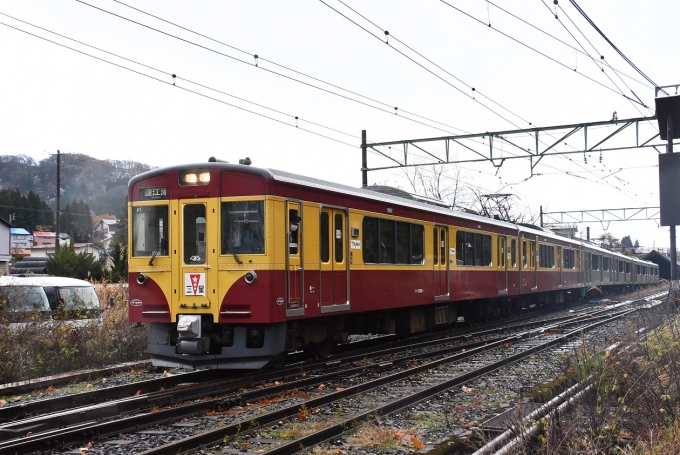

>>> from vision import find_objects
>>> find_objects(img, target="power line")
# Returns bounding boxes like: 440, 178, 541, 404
76, 0, 468, 137
318, 0, 524, 129
110, 0, 467, 135
325, 0, 641, 190
0, 19, 358, 148
438, 0, 645, 107
485, 0, 651, 89
544, 1, 652, 119
334, 0, 533, 127
568, 0, 664, 93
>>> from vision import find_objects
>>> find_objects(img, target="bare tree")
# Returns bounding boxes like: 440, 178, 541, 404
402, 164, 539, 224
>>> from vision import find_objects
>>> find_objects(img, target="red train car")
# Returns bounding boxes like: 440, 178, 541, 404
127, 160, 658, 369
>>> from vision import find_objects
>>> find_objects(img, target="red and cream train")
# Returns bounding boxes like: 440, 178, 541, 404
127, 159, 658, 369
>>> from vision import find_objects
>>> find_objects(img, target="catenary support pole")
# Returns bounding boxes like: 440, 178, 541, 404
55, 150, 61, 256
361, 130, 367, 187
668, 117, 677, 280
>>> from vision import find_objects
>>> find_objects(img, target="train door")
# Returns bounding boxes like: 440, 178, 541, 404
174, 199, 218, 313
434, 225, 449, 300
286, 200, 304, 317
557, 247, 563, 288
320, 208, 350, 313
497, 235, 508, 295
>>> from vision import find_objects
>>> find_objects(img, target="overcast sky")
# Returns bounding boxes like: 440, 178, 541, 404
1, 0, 678, 249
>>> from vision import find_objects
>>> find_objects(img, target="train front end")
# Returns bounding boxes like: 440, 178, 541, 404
127, 162, 287, 369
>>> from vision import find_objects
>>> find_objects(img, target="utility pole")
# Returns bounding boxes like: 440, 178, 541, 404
655, 88, 680, 281
667, 117, 677, 280
55, 150, 61, 256
361, 130, 367, 187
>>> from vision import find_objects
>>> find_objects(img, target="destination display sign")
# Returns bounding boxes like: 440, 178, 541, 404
139, 187, 167, 200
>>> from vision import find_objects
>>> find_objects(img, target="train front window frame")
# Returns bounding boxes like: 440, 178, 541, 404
183, 204, 206, 265
221, 200, 265, 255
132, 204, 169, 258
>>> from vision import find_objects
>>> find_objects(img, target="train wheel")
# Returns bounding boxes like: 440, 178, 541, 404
314, 338, 335, 358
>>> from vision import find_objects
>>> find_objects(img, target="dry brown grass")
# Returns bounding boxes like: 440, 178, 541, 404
0, 281, 148, 383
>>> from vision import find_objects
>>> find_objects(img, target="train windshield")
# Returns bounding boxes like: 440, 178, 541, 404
132, 205, 169, 257
221, 201, 265, 254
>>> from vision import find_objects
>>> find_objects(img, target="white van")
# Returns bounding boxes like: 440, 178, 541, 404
0, 276, 101, 323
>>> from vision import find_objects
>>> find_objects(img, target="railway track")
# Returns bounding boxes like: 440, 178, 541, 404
0, 289, 666, 454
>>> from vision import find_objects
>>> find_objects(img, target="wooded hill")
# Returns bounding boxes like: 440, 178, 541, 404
0, 154, 153, 218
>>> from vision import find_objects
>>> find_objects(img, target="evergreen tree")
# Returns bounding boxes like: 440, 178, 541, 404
0, 188, 54, 232
46, 240, 105, 280
105, 243, 128, 283
61, 199, 93, 242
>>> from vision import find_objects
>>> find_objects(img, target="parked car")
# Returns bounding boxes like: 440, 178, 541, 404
0, 276, 101, 324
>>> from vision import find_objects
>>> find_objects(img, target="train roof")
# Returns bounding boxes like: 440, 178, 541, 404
130, 161, 656, 267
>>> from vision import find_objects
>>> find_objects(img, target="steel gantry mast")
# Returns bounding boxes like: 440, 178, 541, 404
360, 116, 674, 184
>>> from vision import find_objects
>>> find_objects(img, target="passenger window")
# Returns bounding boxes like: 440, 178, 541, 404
334, 213, 343, 263
288, 209, 301, 255
433, 228, 439, 265
320, 212, 330, 263
511, 239, 517, 268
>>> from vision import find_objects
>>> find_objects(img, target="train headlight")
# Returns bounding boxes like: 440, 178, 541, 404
244, 271, 258, 284
136, 273, 148, 285
179, 168, 210, 186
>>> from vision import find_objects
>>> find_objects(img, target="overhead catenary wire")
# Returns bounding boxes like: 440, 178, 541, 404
334, 0, 533, 127
318, 0, 524, 129
87, 0, 645, 193
541, 1, 653, 120
485, 0, 651, 89
110, 0, 468, 135
325, 0, 641, 188
438, 0, 645, 107
568, 0, 664, 94
0, 19, 358, 149
77, 0, 469, 137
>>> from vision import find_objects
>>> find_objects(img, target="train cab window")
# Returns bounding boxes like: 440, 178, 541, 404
183, 204, 206, 264
221, 201, 265, 255
530, 242, 536, 268
626, 262, 631, 274
618, 260, 624, 273
510, 239, 517, 268
132, 205, 169, 257
522, 240, 527, 268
